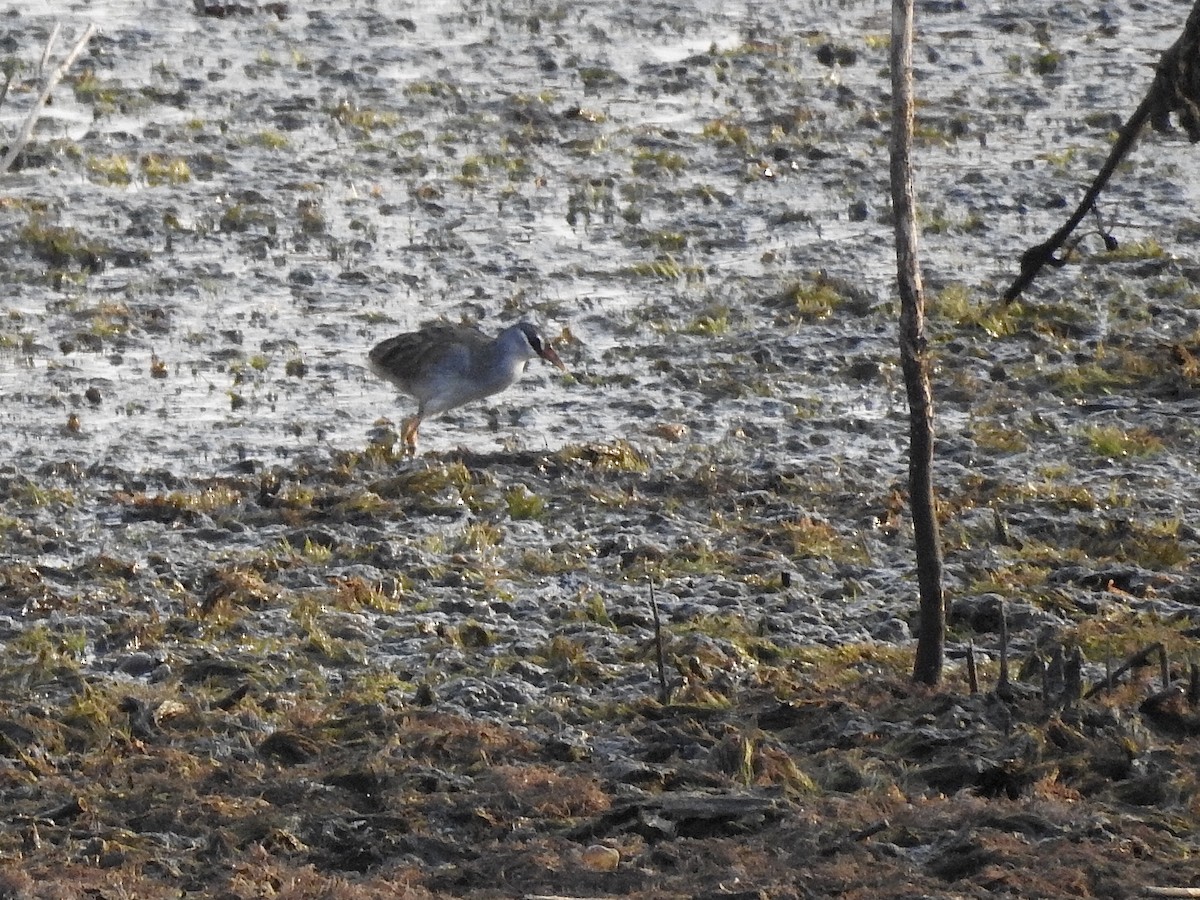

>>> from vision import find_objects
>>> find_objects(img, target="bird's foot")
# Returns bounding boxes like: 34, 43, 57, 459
401, 418, 421, 456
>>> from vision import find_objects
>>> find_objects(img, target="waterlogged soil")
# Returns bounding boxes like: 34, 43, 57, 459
2, 0, 1200, 897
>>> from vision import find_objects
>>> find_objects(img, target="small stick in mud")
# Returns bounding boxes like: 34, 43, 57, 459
995, 601, 1011, 700
965, 641, 978, 694
648, 578, 669, 704
1063, 646, 1082, 707
1046, 645, 1065, 706
1024, 653, 1045, 705
1003, 0, 1200, 303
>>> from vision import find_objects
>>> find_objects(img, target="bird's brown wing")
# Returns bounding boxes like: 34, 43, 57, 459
368, 324, 489, 391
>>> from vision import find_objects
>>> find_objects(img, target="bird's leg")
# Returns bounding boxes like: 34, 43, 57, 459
400, 415, 421, 456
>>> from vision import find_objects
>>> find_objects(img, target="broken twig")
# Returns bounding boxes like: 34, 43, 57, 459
1084, 641, 1164, 699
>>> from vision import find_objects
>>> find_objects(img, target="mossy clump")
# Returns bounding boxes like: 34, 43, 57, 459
1075, 517, 1189, 569
577, 65, 625, 92
453, 620, 495, 649
87, 154, 132, 185
1049, 347, 1159, 396
84, 300, 132, 339
1032, 49, 1063, 76
1083, 424, 1163, 458
9, 623, 89, 668
390, 460, 476, 496
970, 421, 1029, 453
1100, 237, 1167, 262
9, 479, 77, 508
556, 440, 650, 473
518, 548, 589, 575
455, 155, 487, 187
505, 485, 546, 520
684, 307, 731, 336
456, 521, 503, 554
778, 516, 869, 563
404, 80, 459, 100
701, 118, 752, 151
71, 71, 135, 112
540, 634, 600, 683
220, 203, 278, 233
330, 575, 404, 613
932, 284, 1018, 337
253, 129, 290, 150
18, 218, 108, 271
140, 154, 192, 185
123, 484, 244, 521
1071, 611, 1188, 667
200, 565, 281, 617
790, 642, 914, 688
632, 148, 687, 177
638, 230, 689, 253
623, 255, 704, 281
769, 277, 842, 321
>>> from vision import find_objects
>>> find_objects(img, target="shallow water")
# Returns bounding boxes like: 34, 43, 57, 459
2, 1, 1194, 478
0, 1, 1196, 589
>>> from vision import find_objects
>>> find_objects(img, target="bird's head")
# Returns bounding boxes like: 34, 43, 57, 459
517, 322, 568, 372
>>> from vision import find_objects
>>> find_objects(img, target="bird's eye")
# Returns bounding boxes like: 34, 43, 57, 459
521, 325, 543, 353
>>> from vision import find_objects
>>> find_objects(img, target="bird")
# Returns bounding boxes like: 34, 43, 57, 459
367, 321, 567, 454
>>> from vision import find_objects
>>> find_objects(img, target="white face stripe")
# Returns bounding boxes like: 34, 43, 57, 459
517, 323, 544, 356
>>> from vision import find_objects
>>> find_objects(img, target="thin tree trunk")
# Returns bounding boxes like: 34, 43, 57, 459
889, 0, 945, 685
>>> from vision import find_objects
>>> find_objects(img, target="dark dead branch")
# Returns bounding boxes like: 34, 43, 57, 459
1084, 641, 1165, 699
1003, 0, 1200, 303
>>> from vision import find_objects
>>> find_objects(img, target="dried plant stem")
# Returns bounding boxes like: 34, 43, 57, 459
38, 22, 62, 80
1, 22, 97, 174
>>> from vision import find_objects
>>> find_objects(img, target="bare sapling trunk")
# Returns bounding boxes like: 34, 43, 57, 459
889, 0, 945, 685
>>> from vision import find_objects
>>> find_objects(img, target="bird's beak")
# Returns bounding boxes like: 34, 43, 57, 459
540, 344, 568, 372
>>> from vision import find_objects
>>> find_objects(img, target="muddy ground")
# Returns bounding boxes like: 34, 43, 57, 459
2, 0, 1200, 897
